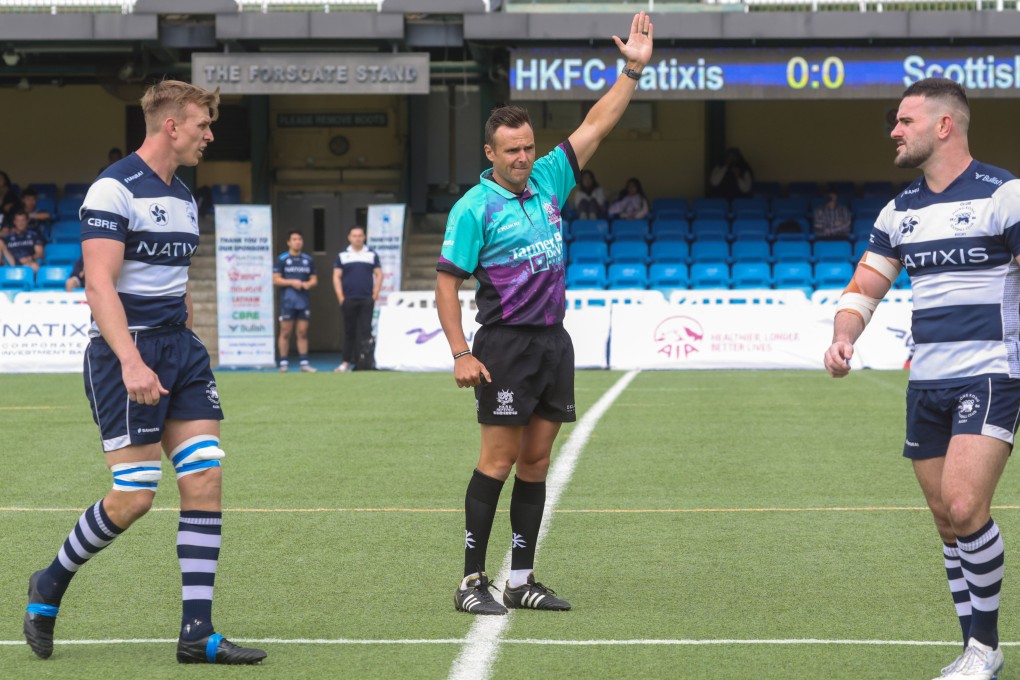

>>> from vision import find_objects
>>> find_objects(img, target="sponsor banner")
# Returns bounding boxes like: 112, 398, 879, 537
192, 53, 429, 95
375, 306, 611, 371
366, 204, 404, 308
215, 205, 276, 368
0, 303, 92, 373
853, 302, 914, 370
609, 303, 834, 370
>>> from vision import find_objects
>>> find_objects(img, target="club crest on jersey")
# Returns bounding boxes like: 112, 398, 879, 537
206, 381, 221, 409
958, 393, 980, 421
149, 203, 168, 226
950, 207, 975, 234
530, 252, 549, 273
899, 215, 919, 235
186, 203, 197, 228
494, 389, 518, 416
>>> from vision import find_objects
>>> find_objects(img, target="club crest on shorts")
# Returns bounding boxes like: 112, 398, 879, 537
958, 393, 981, 421
206, 381, 221, 409
494, 388, 518, 416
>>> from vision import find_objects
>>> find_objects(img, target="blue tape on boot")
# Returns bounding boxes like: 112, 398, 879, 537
205, 633, 223, 663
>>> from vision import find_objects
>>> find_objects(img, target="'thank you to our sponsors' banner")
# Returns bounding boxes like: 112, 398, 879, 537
215, 205, 275, 369
367, 204, 405, 309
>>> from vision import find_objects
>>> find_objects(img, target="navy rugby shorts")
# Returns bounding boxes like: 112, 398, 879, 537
278, 302, 311, 322
472, 323, 576, 426
903, 374, 1020, 459
84, 325, 223, 452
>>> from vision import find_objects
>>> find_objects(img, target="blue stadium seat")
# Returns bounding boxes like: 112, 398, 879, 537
610, 241, 648, 264
731, 262, 772, 289
814, 261, 854, 289
773, 218, 810, 241
731, 198, 769, 219
852, 197, 886, 219
851, 240, 868, 262
786, 182, 818, 199
690, 240, 729, 264
0, 266, 35, 292
559, 218, 571, 242
63, 183, 90, 200
49, 220, 81, 244
27, 183, 59, 201
35, 265, 72, 289
851, 216, 876, 241
894, 268, 911, 289
773, 262, 814, 294
611, 219, 649, 242
828, 181, 857, 200
689, 262, 730, 289
566, 263, 607, 290
654, 209, 689, 222
648, 262, 688, 290
649, 240, 689, 264
690, 218, 729, 242
650, 218, 689, 242
771, 197, 810, 220
861, 181, 896, 198
651, 198, 688, 218
607, 263, 648, 289
773, 241, 811, 263
568, 241, 609, 264
750, 181, 781, 199
813, 240, 853, 263
56, 197, 84, 220
691, 197, 729, 219
731, 218, 770, 241
571, 219, 609, 242
34, 197, 56, 216
44, 243, 81, 266
210, 183, 242, 204
731, 241, 771, 264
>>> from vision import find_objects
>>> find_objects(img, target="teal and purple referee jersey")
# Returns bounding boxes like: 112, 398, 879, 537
437, 140, 580, 327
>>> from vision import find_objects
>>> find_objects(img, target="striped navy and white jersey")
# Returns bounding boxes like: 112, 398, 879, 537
869, 160, 1020, 388
80, 153, 199, 337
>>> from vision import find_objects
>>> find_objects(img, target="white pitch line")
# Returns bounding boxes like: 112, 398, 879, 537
0, 638, 1013, 648
447, 369, 641, 680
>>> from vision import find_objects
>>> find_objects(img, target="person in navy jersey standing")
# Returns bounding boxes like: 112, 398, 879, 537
273, 229, 318, 373
22, 80, 266, 666
824, 78, 1020, 680
331, 224, 381, 373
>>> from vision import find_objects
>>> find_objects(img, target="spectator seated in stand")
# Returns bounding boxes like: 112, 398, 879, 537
608, 177, 650, 220
19, 188, 53, 236
571, 169, 607, 220
66, 256, 85, 291
3, 210, 45, 272
812, 187, 853, 240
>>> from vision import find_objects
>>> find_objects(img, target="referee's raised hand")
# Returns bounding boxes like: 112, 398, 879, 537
613, 11, 653, 66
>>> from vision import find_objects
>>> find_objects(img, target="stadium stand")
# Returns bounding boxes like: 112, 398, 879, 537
731, 217, 770, 241
813, 240, 853, 264
691, 197, 728, 219
607, 263, 648, 289
731, 240, 771, 264
43, 243, 81, 266
609, 241, 649, 264
568, 240, 609, 264
814, 261, 854, 289
690, 218, 729, 242
611, 219, 649, 242
773, 262, 814, 295
649, 240, 688, 264
731, 262, 772, 289
210, 183, 242, 204
731, 197, 769, 219
34, 265, 72, 289
690, 262, 730, 289
648, 262, 688, 291
773, 241, 811, 263
0, 266, 35, 295
571, 219, 610, 242
565, 262, 607, 289
650, 218, 689, 242
691, 240, 729, 264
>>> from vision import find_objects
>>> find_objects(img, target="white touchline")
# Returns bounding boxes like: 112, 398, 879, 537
0, 638, 1010, 648
447, 369, 641, 680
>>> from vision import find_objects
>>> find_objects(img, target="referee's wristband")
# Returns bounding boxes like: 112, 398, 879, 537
453, 350, 472, 360
621, 67, 642, 81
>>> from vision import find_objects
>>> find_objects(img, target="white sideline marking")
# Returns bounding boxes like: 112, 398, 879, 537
448, 369, 641, 680
0, 638, 1015, 648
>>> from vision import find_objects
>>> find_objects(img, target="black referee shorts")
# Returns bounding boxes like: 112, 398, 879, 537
472, 323, 576, 426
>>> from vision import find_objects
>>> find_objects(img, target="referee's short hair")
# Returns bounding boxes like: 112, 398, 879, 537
485, 105, 532, 148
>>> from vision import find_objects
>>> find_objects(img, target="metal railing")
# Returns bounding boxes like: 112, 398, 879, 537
0, 0, 135, 12
234, 0, 383, 11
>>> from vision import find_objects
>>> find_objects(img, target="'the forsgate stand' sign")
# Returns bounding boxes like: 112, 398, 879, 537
192, 53, 429, 95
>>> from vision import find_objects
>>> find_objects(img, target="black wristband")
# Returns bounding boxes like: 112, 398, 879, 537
453, 350, 472, 360
622, 67, 642, 81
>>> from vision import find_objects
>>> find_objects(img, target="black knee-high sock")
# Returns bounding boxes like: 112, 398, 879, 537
464, 469, 504, 578
510, 477, 546, 571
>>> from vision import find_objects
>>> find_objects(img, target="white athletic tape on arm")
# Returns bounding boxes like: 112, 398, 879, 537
835, 292, 880, 326
111, 460, 163, 492
171, 435, 226, 480
862, 251, 902, 284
